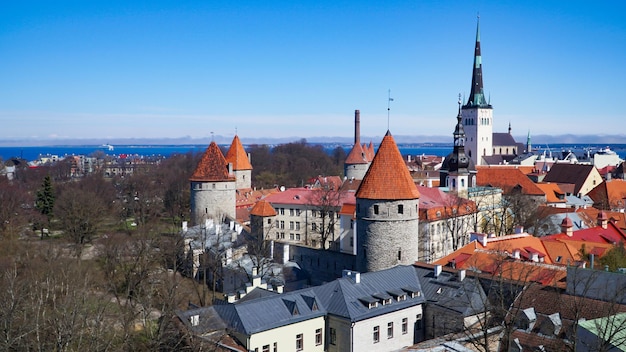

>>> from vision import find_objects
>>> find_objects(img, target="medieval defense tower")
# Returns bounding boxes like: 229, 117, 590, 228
355, 131, 420, 272
190, 141, 236, 225
224, 135, 253, 189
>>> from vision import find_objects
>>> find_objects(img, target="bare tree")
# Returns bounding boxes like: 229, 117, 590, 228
307, 185, 344, 249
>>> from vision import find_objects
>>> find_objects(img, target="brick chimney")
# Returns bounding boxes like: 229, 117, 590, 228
561, 217, 574, 237
597, 211, 608, 229
354, 110, 361, 145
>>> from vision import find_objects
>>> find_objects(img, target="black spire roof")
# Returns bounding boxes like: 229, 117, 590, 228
464, 17, 491, 109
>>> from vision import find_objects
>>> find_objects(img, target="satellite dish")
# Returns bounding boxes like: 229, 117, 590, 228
280, 186, 286, 192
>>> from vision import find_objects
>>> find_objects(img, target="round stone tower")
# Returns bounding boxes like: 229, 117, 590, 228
190, 141, 236, 225
355, 131, 420, 272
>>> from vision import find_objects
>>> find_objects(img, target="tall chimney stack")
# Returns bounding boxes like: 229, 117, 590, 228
354, 110, 361, 145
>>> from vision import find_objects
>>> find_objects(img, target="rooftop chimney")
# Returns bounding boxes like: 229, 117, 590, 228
342, 269, 361, 283
354, 110, 361, 145
598, 211, 609, 229
434, 265, 442, 278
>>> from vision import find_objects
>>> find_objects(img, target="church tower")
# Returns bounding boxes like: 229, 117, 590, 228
447, 96, 471, 197
190, 141, 236, 225
355, 131, 420, 272
225, 135, 253, 189
462, 17, 493, 166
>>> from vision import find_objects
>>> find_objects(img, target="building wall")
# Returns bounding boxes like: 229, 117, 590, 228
580, 169, 603, 196
248, 315, 326, 352
420, 213, 475, 263
270, 203, 342, 249
463, 107, 493, 166
345, 163, 369, 181
351, 304, 424, 352
356, 198, 420, 272
234, 169, 252, 189
190, 180, 236, 225
339, 214, 356, 255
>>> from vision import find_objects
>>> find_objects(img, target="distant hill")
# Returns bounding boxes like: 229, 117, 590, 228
0, 134, 624, 147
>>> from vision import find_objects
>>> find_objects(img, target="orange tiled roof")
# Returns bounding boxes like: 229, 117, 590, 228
535, 182, 566, 203
345, 143, 370, 164
476, 166, 545, 196
224, 135, 253, 170
356, 131, 420, 200
190, 141, 235, 182
249, 200, 277, 217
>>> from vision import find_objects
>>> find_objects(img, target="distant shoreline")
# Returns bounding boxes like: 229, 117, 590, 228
1, 133, 625, 147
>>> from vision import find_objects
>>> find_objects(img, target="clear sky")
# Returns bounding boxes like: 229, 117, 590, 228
1, 1, 625, 142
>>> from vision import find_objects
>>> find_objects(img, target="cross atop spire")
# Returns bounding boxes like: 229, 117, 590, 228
464, 16, 491, 109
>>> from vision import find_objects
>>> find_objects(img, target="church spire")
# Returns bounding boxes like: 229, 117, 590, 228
465, 16, 490, 108
449, 95, 470, 173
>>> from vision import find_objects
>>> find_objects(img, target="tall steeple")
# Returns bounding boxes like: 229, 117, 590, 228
526, 130, 532, 153
465, 16, 490, 108
462, 16, 493, 166
449, 95, 470, 173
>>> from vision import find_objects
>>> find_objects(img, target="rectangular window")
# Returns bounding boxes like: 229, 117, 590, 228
280, 221, 285, 229
289, 221, 294, 230
387, 322, 394, 338
290, 233, 294, 240
416, 314, 423, 329
290, 209, 294, 216
296, 234, 301, 240
262, 345, 270, 352
374, 205, 379, 215
315, 328, 322, 345
296, 334, 303, 351
330, 327, 336, 345
350, 236, 354, 247
296, 222, 300, 230
373, 326, 380, 343
296, 209, 301, 216
273, 342, 277, 352
267, 219, 272, 224
402, 318, 408, 334
398, 204, 404, 214
312, 223, 317, 231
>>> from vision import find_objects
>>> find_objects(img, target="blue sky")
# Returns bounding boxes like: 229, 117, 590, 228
1, 1, 625, 142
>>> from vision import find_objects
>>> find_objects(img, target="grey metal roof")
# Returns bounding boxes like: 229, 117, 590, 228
414, 266, 488, 317
214, 289, 326, 335
492, 132, 517, 146
309, 265, 426, 322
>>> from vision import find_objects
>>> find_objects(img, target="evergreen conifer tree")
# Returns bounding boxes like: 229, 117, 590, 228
35, 175, 55, 237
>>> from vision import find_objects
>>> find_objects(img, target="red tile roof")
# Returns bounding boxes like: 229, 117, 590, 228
190, 142, 235, 182
263, 187, 356, 207
417, 186, 476, 220
543, 220, 626, 243
224, 135, 253, 170
476, 166, 545, 196
249, 200, 277, 217
345, 143, 370, 165
356, 131, 420, 200
588, 179, 626, 209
